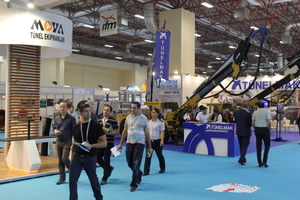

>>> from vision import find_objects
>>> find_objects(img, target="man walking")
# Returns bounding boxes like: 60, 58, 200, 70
97, 104, 119, 185
234, 104, 252, 165
117, 102, 152, 192
69, 103, 107, 200
54, 102, 76, 185
252, 101, 271, 167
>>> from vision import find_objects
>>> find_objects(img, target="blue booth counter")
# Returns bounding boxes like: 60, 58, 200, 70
183, 122, 239, 157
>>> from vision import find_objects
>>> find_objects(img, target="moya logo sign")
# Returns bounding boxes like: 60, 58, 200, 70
30, 19, 65, 43
206, 124, 233, 131
31, 19, 64, 34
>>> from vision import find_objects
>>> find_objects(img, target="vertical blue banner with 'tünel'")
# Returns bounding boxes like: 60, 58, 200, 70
154, 31, 171, 80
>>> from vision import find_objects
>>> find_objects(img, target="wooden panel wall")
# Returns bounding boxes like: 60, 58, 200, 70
8, 45, 40, 138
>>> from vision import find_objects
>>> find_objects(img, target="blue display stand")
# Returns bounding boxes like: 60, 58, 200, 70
183, 122, 239, 157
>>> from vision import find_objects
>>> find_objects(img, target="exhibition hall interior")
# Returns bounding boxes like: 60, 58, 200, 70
0, 0, 300, 199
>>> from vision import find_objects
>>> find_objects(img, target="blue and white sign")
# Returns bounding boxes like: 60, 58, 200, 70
154, 31, 170, 80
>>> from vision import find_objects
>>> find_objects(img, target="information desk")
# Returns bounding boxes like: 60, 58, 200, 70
183, 122, 239, 157
0, 136, 56, 172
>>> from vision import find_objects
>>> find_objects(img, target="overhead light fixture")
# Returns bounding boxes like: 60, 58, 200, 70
207, 65, 213, 68
148, 53, 152, 56
203, 71, 207, 74
72, 49, 80, 52
104, 44, 113, 48
83, 24, 95, 28
255, 54, 260, 57
115, 56, 122, 60
201, 2, 213, 8
134, 14, 144, 19
228, 45, 236, 49
280, 41, 283, 44
250, 26, 259, 30
144, 39, 154, 43
195, 33, 201, 37
3, 0, 10, 2
215, 57, 221, 60
27, 0, 34, 8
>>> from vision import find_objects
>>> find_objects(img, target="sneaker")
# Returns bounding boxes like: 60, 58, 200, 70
130, 186, 138, 192
100, 180, 107, 185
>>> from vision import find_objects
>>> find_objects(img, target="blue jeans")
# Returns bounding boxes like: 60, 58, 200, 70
69, 154, 103, 200
126, 143, 144, 187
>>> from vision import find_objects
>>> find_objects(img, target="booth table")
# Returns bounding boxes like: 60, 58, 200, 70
183, 122, 239, 157
0, 136, 56, 172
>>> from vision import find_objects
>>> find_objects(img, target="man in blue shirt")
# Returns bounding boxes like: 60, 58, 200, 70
54, 102, 76, 185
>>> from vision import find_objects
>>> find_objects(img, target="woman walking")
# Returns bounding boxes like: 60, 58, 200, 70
143, 108, 166, 175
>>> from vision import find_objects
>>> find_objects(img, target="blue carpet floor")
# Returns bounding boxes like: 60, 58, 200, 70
1, 137, 300, 200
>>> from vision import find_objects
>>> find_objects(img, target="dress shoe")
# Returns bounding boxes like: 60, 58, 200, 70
56, 179, 65, 185
100, 180, 107, 185
143, 172, 149, 176
158, 169, 165, 173
238, 160, 245, 165
130, 186, 138, 192
262, 163, 268, 167
258, 163, 263, 167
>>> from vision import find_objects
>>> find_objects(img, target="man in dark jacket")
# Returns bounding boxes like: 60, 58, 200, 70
234, 104, 252, 165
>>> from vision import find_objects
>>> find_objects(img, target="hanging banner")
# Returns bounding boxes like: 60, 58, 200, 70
154, 31, 171, 80
100, 9, 118, 37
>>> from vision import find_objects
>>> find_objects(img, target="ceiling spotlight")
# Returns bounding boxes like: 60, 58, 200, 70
215, 57, 221, 60
207, 65, 213, 68
194, 33, 201, 37
203, 71, 207, 74
228, 45, 236, 49
115, 56, 122, 59
3, 0, 10, 2
72, 49, 80, 52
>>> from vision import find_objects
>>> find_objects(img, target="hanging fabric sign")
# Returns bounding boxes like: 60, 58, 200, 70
154, 31, 171, 80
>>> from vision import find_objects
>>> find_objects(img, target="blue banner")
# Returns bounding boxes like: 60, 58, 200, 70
154, 31, 170, 80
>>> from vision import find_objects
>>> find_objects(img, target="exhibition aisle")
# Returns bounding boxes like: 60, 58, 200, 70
0, 136, 299, 200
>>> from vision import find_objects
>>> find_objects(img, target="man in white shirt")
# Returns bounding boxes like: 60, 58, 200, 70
196, 107, 210, 123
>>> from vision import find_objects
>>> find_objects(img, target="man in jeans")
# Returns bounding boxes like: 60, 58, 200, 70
69, 103, 107, 200
252, 101, 271, 167
117, 102, 152, 192
54, 102, 76, 185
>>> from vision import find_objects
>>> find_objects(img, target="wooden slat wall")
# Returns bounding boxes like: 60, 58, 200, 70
8, 45, 40, 138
